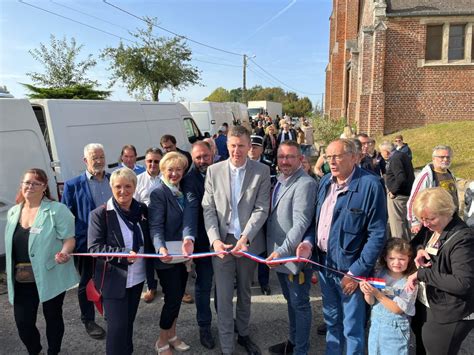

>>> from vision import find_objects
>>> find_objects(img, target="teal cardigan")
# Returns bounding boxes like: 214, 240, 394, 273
5, 199, 79, 304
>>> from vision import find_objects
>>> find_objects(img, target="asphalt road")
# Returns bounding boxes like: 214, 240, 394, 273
0, 271, 472, 354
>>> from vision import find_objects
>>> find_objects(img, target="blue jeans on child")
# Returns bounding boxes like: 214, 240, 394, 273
277, 269, 312, 355
368, 301, 410, 355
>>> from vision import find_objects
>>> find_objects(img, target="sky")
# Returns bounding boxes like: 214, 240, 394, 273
0, 0, 332, 106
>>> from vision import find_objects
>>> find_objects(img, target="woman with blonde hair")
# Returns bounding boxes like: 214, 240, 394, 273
149, 152, 192, 354
88, 167, 153, 355
406, 187, 474, 355
263, 124, 278, 164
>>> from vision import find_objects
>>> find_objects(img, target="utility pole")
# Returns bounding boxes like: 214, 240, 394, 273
242, 54, 247, 104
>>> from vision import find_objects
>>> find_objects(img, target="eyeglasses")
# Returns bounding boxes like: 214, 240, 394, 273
22, 181, 45, 188
433, 155, 451, 160
326, 153, 348, 162
277, 154, 298, 160
146, 159, 160, 164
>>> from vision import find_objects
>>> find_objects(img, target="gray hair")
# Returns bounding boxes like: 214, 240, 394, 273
432, 145, 453, 157
110, 167, 137, 187
330, 138, 357, 154
379, 141, 395, 152
84, 143, 105, 158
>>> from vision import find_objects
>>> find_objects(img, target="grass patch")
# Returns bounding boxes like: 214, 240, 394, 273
379, 121, 474, 180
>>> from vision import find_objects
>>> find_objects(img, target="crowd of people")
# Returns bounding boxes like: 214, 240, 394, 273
4, 118, 474, 355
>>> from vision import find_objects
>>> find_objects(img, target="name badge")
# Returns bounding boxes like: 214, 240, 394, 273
30, 227, 43, 234
426, 246, 438, 256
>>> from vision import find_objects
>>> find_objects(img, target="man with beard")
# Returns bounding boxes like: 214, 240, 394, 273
181, 141, 216, 349
407, 145, 458, 234
62, 143, 111, 339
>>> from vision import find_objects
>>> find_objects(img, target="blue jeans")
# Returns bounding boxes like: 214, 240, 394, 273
277, 269, 312, 355
368, 311, 410, 355
319, 269, 366, 355
194, 256, 214, 328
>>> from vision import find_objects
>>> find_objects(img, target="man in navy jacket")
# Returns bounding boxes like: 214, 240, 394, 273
297, 139, 387, 354
181, 141, 216, 349
62, 143, 111, 339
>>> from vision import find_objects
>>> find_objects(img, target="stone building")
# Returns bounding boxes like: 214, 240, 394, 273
324, 0, 474, 135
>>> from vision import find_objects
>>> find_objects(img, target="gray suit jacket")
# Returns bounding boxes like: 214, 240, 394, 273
202, 159, 271, 255
267, 168, 318, 274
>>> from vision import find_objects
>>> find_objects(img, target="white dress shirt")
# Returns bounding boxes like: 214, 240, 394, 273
134, 172, 161, 206
228, 160, 247, 238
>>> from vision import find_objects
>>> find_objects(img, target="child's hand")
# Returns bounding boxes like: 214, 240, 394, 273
360, 281, 379, 297
405, 272, 418, 292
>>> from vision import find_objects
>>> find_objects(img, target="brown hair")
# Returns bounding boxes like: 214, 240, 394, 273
16, 168, 54, 204
379, 238, 416, 276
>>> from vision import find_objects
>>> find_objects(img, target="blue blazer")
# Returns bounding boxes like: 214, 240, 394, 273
148, 180, 185, 269
181, 164, 209, 253
88, 200, 153, 299
314, 166, 387, 277
61, 172, 111, 252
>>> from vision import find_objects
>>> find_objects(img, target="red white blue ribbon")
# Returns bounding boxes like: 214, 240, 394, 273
71, 250, 386, 289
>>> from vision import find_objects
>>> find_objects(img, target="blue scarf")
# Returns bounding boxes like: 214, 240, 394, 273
112, 198, 143, 253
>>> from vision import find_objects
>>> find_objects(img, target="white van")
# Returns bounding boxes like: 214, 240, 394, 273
0, 98, 203, 266
181, 101, 235, 136
225, 102, 251, 131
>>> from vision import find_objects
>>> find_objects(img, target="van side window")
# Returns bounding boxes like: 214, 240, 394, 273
32, 105, 53, 161
183, 117, 202, 143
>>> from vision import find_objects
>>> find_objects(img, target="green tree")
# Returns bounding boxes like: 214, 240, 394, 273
311, 116, 346, 144
102, 18, 201, 101
26, 35, 98, 88
21, 83, 110, 100
203, 87, 232, 102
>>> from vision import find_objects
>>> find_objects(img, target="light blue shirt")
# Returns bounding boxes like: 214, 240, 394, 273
228, 160, 247, 238
86, 170, 112, 207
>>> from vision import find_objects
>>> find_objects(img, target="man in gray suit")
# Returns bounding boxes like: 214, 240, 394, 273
202, 126, 271, 355
266, 141, 318, 355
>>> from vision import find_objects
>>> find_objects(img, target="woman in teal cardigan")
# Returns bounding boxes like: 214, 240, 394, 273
5, 168, 78, 355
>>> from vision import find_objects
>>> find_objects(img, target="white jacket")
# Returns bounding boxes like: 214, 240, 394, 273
407, 163, 456, 227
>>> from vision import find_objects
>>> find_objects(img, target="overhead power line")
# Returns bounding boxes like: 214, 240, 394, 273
103, 0, 243, 57
248, 57, 320, 96
50, 0, 130, 31
18, 0, 133, 42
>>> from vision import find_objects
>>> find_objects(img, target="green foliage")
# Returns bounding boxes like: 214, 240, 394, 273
380, 121, 474, 179
27, 35, 98, 87
311, 115, 346, 145
101, 18, 201, 101
21, 83, 110, 100
204, 87, 232, 102
204, 85, 313, 116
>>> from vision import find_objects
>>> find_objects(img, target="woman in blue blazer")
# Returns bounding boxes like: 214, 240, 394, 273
88, 167, 154, 355
149, 152, 192, 354
5, 168, 78, 355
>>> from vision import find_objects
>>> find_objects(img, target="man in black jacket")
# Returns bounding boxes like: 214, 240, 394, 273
379, 141, 415, 240
181, 141, 216, 349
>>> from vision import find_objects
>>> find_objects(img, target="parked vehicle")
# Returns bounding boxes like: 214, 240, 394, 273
0, 98, 203, 266
181, 101, 235, 136
225, 102, 251, 131
247, 101, 283, 122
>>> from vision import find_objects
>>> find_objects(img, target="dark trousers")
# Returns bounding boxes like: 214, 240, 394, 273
74, 255, 95, 323
103, 282, 144, 355
421, 307, 473, 355
14, 282, 66, 355
194, 256, 214, 328
411, 300, 427, 355
145, 264, 158, 290
258, 251, 270, 287
157, 264, 188, 329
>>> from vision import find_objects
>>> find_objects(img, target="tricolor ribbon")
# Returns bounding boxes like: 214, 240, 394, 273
71, 250, 386, 289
